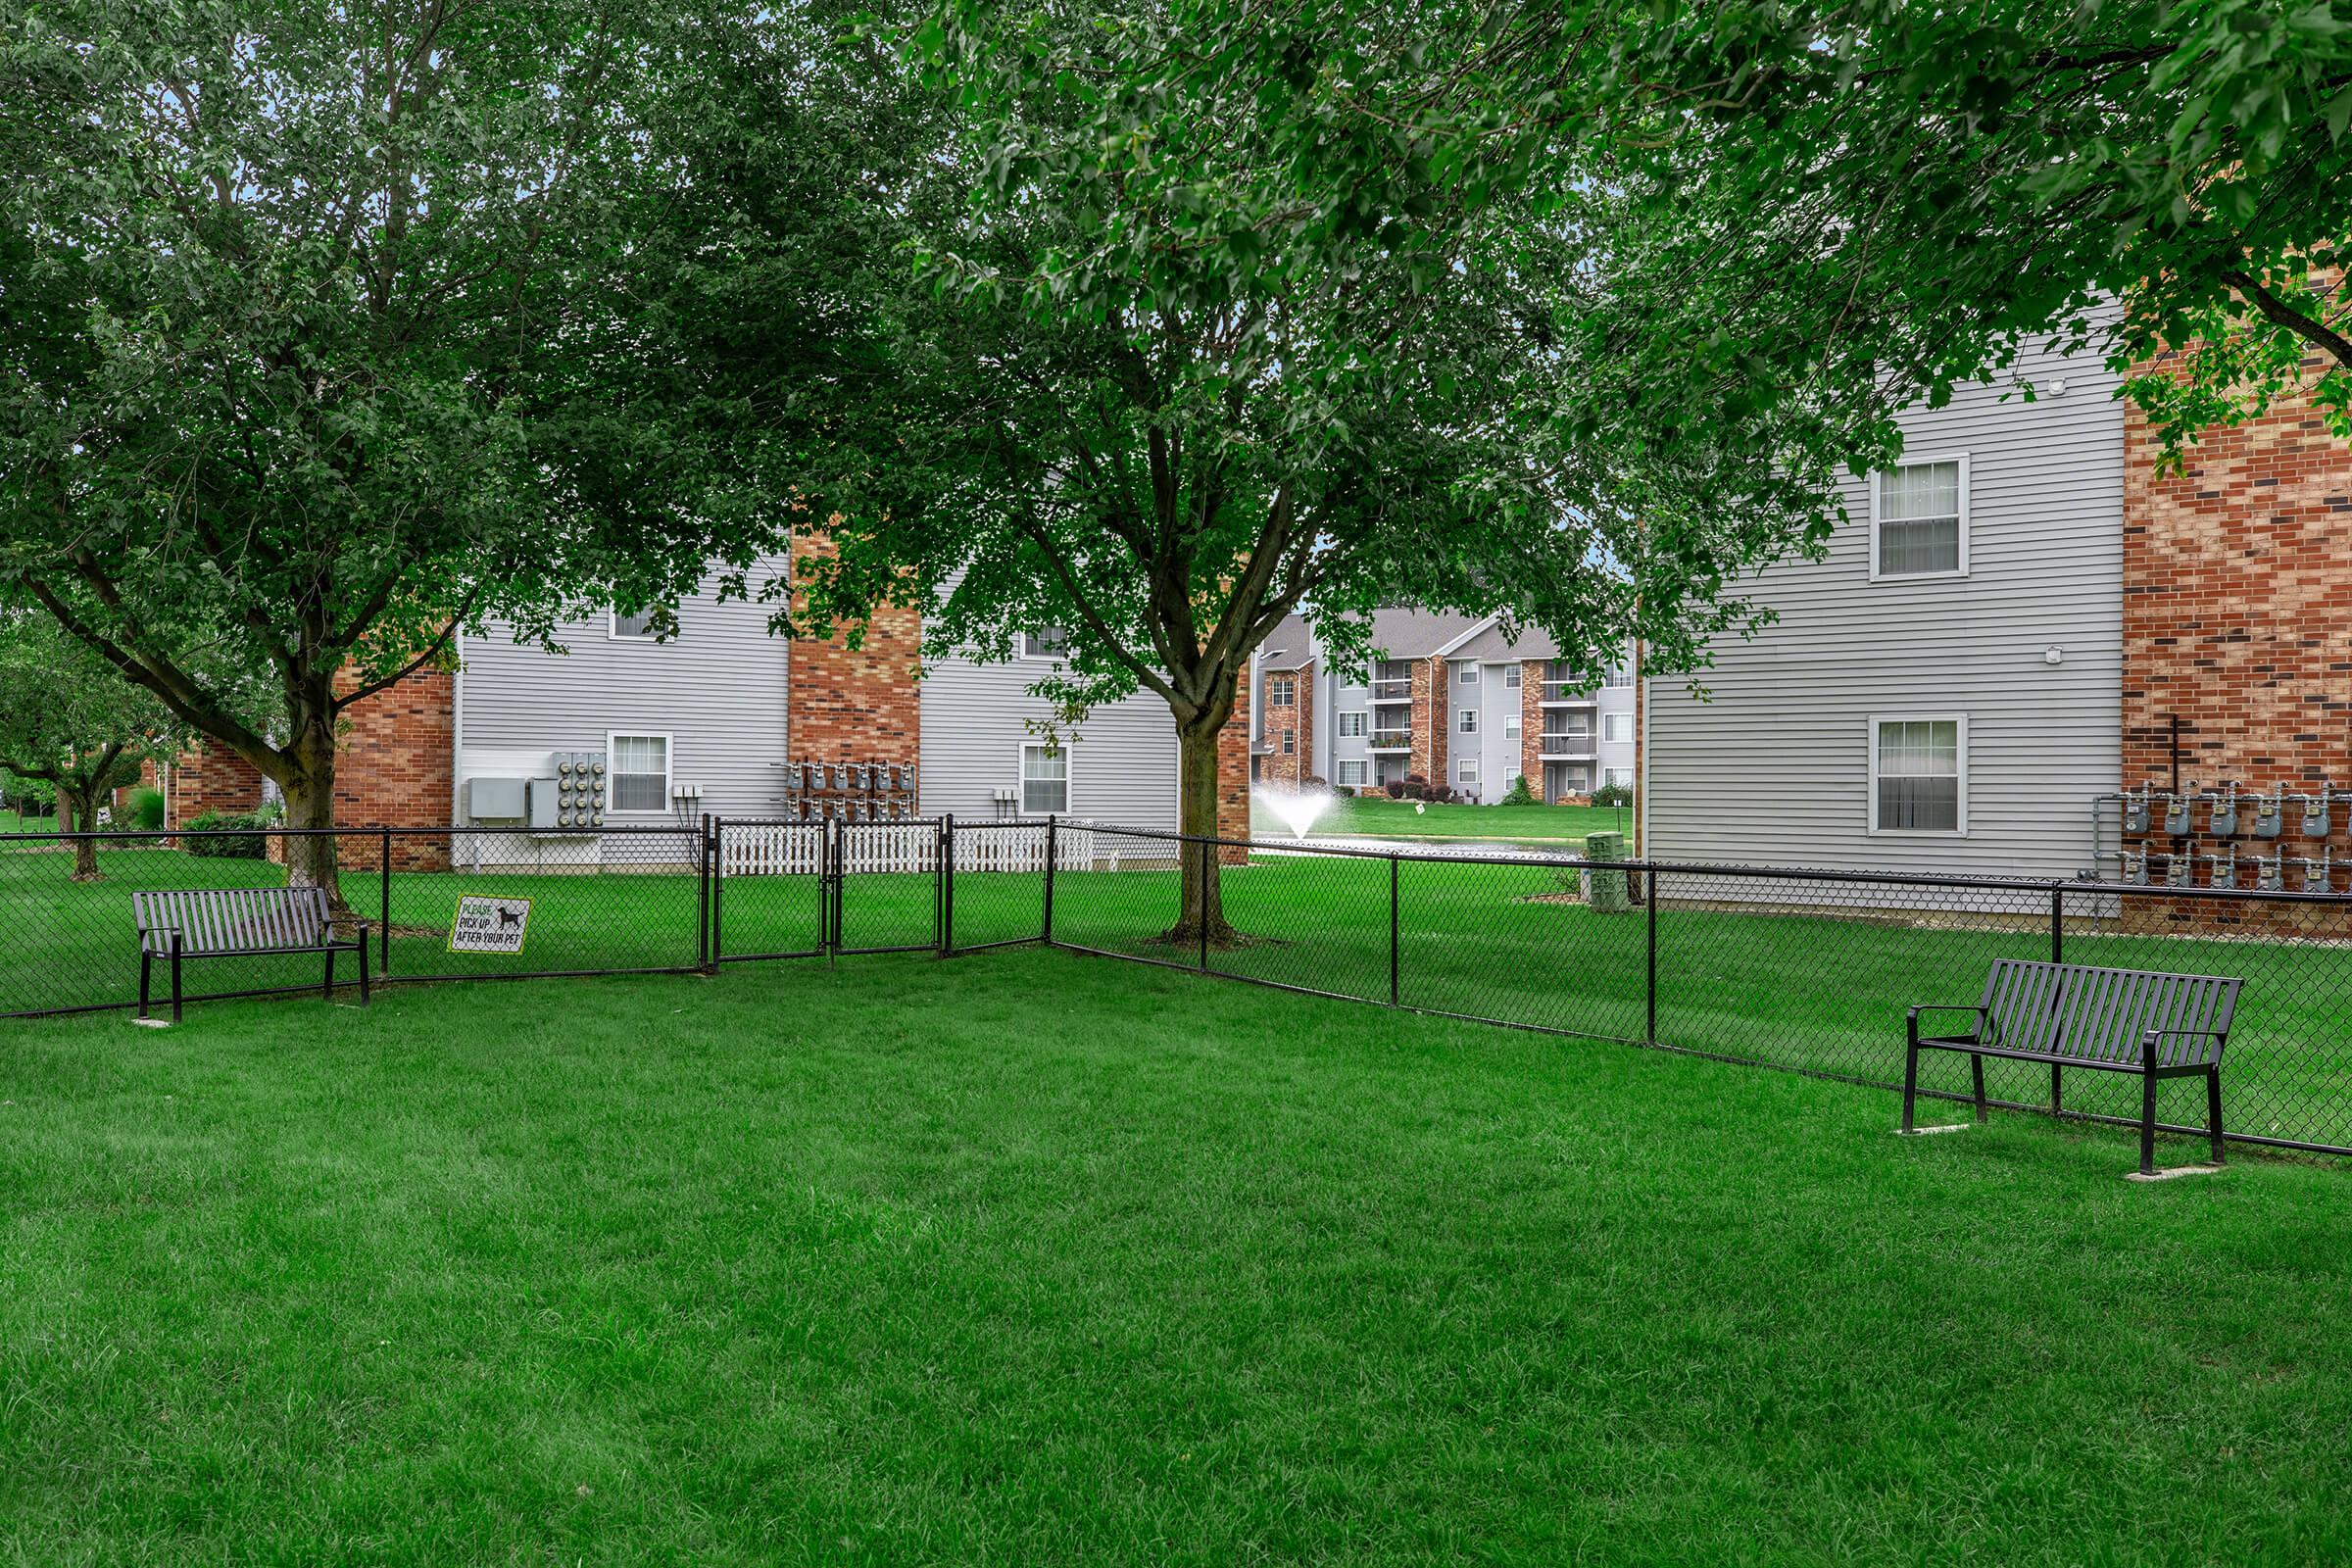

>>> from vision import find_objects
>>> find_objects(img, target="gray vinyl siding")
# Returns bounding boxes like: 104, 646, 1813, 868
918, 653, 1179, 828
1644, 339, 2124, 877
456, 557, 794, 821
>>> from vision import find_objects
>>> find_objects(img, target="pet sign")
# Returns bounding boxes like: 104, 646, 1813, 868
449, 895, 533, 956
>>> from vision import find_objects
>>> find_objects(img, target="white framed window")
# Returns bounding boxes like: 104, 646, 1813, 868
1870, 715, 1967, 834
1505, 715, 1521, 738
1269, 673, 1296, 708
1871, 455, 1970, 579
607, 733, 671, 813
1281, 729, 1296, 756
1456, 662, 1479, 687
1020, 628, 1068, 660
1602, 711, 1633, 744
1337, 710, 1367, 738
1456, 758, 1480, 787
610, 608, 661, 640
1603, 766, 1634, 788
1457, 708, 1478, 735
1602, 662, 1633, 689
1020, 742, 1069, 814
1504, 665, 1522, 689
1336, 760, 1369, 788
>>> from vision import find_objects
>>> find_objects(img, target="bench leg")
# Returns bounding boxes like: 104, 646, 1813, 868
138, 952, 151, 1020
322, 945, 335, 1003
2050, 1062, 2062, 1116
358, 940, 370, 1006
2139, 1062, 2158, 1177
1901, 1020, 1920, 1134
1971, 1054, 1988, 1124
169, 939, 182, 1026
2207, 1068, 2225, 1165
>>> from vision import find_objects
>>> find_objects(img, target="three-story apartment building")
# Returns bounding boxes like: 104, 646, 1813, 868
1252, 610, 1637, 804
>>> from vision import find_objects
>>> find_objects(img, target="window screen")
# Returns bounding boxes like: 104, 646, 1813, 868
1021, 744, 1068, 814
1878, 461, 1964, 576
610, 735, 669, 811
1876, 719, 1961, 831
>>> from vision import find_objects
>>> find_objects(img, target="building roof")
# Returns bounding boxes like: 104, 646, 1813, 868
1447, 619, 1561, 662
1257, 612, 1317, 669
1358, 608, 1494, 660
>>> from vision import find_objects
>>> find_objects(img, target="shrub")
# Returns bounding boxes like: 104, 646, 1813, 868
1384, 779, 1408, 800
185, 808, 270, 859
1592, 780, 1637, 808
126, 786, 166, 831
1500, 773, 1535, 807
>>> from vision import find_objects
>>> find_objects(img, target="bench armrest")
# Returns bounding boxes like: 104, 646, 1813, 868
2141, 1027, 2229, 1064
1908, 1004, 1997, 1047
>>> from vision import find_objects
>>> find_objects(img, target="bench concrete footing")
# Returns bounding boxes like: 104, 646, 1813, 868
1896, 1123, 1973, 1137
2125, 1163, 2225, 1183
130, 1016, 172, 1030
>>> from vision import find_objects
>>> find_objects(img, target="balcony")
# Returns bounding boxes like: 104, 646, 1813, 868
1369, 730, 1414, 752
1539, 733, 1596, 760
1370, 679, 1413, 703
1541, 681, 1597, 706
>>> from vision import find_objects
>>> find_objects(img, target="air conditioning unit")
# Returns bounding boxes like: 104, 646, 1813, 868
466, 777, 528, 821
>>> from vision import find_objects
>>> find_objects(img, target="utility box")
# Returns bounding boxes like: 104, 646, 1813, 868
1586, 830, 1632, 913
466, 777, 527, 821
525, 777, 562, 830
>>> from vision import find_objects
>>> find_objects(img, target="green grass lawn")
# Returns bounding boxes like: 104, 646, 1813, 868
5, 953, 2351, 1563
9, 833, 2352, 1150
1254, 792, 1634, 843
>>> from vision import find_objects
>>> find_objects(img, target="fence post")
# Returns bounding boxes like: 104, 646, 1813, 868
709, 816, 725, 972
1389, 854, 1402, 1006
936, 812, 954, 956
1043, 814, 1057, 946
1645, 864, 1658, 1047
1198, 835, 1211, 973
2050, 880, 2065, 964
696, 812, 711, 970
379, 824, 392, 977
825, 814, 839, 965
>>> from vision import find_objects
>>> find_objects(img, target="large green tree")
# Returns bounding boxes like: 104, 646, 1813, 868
1121, 0, 2352, 468
689, 1, 1860, 942
0, 0, 766, 913
0, 613, 178, 878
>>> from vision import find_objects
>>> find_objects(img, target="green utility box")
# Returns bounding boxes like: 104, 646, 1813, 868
1585, 830, 1631, 913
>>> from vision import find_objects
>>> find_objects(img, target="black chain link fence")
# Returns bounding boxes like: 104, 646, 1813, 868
10, 820, 2352, 1156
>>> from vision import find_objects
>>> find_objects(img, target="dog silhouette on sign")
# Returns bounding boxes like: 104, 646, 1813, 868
497, 904, 524, 929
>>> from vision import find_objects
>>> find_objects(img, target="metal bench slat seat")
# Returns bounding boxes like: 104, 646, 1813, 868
133, 887, 370, 1023
1905, 958, 2240, 1175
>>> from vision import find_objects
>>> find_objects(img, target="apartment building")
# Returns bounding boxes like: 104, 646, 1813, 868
1252, 610, 1636, 804
1640, 337, 2352, 886
158, 545, 1252, 860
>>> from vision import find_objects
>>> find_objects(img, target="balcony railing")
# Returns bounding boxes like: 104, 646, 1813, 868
1539, 733, 1597, 759
1369, 730, 1414, 751
1369, 679, 1413, 703
1541, 682, 1597, 705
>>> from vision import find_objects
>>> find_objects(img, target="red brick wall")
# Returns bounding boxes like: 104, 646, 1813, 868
1259, 664, 1312, 789
2124, 366, 2352, 893
1519, 660, 1544, 799
1216, 671, 1251, 858
787, 534, 922, 764
167, 743, 266, 828
333, 669, 455, 870
1410, 657, 1448, 787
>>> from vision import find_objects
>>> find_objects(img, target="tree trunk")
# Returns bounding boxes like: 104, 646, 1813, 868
58, 785, 100, 881
278, 716, 351, 922
1166, 710, 1237, 947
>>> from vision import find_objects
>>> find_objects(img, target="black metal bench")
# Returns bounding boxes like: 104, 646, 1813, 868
1905, 958, 2240, 1175
134, 887, 370, 1023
